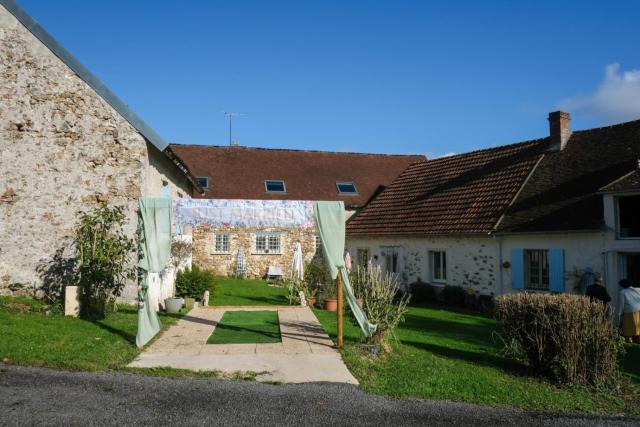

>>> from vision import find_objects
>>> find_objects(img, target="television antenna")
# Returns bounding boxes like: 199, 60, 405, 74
224, 112, 245, 146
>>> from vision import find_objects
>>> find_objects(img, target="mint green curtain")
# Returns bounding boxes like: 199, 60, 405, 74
314, 202, 376, 337
136, 197, 172, 348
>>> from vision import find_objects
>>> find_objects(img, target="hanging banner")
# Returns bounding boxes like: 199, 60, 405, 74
173, 199, 316, 232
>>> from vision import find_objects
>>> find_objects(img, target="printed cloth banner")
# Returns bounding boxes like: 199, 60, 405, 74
173, 199, 316, 231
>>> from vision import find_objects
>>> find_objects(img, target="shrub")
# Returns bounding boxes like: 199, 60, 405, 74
305, 256, 333, 300
409, 279, 437, 304
348, 265, 368, 300
494, 293, 623, 388
74, 204, 135, 319
441, 285, 466, 307
175, 265, 215, 301
360, 267, 410, 352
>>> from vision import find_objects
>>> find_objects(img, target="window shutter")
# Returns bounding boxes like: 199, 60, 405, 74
549, 248, 565, 293
511, 248, 524, 290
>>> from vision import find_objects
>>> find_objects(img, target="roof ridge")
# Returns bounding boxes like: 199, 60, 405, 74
571, 117, 640, 135
169, 143, 426, 158
424, 136, 549, 164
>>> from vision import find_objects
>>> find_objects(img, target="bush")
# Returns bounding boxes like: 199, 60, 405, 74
409, 279, 437, 304
494, 293, 623, 388
360, 267, 410, 352
305, 256, 333, 300
441, 285, 466, 307
175, 265, 215, 301
74, 204, 135, 319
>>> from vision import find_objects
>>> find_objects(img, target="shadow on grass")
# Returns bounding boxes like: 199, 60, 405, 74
400, 313, 498, 349
91, 319, 136, 345
622, 344, 640, 383
401, 339, 527, 377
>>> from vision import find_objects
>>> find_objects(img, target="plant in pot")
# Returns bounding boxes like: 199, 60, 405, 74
323, 280, 338, 311
173, 264, 215, 311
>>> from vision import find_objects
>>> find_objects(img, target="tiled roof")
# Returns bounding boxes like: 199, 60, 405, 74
496, 119, 640, 232
600, 169, 640, 194
169, 144, 425, 209
346, 138, 548, 235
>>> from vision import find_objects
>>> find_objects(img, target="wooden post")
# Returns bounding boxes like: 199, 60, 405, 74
337, 270, 344, 347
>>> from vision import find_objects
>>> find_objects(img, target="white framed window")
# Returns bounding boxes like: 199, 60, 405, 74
431, 250, 447, 283
524, 249, 549, 290
264, 180, 286, 193
197, 176, 209, 189
336, 181, 358, 195
213, 233, 230, 254
255, 234, 281, 254
617, 195, 640, 238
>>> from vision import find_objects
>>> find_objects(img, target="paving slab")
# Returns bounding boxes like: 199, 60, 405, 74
129, 305, 358, 384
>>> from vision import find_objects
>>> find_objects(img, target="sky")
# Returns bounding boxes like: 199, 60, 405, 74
16, 0, 640, 158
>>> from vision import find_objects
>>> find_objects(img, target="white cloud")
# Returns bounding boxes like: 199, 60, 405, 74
558, 63, 640, 123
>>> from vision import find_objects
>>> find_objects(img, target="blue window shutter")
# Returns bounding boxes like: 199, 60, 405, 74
161, 186, 170, 198
511, 248, 524, 290
549, 248, 565, 293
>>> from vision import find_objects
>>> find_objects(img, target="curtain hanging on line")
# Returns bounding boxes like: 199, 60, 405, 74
136, 197, 173, 348
314, 201, 376, 337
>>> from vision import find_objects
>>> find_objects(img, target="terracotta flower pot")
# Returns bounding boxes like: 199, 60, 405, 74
308, 297, 317, 307
324, 298, 338, 311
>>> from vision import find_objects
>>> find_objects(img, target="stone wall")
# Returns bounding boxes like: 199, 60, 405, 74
193, 226, 318, 278
0, 5, 191, 300
346, 235, 499, 295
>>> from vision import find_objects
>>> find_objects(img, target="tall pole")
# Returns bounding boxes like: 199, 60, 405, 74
337, 270, 344, 347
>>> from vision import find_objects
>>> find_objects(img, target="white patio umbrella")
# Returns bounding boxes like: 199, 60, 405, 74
291, 241, 304, 281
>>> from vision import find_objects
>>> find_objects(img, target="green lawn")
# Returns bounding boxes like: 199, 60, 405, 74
210, 277, 289, 306
314, 305, 640, 416
0, 296, 184, 372
207, 310, 281, 344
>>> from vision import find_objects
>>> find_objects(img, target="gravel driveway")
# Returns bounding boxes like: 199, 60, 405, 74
0, 364, 636, 426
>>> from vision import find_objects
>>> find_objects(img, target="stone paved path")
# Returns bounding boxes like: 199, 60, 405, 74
128, 306, 358, 384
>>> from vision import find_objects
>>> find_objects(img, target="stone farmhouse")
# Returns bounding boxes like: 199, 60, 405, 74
346, 111, 640, 310
170, 144, 424, 278
0, 0, 201, 299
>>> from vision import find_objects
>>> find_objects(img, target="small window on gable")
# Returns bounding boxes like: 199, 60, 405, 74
264, 180, 286, 193
618, 196, 640, 238
197, 177, 209, 189
336, 181, 358, 195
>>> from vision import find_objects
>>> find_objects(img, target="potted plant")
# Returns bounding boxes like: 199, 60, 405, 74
307, 288, 318, 307
323, 281, 338, 311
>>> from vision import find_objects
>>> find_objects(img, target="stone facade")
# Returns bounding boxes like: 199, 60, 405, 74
346, 235, 499, 295
193, 226, 318, 278
0, 5, 192, 299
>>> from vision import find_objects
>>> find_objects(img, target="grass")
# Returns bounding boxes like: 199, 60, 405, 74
314, 305, 640, 416
0, 296, 185, 372
210, 276, 289, 306
207, 310, 281, 344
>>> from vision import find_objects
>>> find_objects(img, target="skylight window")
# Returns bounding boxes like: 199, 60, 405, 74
264, 180, 286, 193
196, 176, 209, 189
336, 181, 358, 195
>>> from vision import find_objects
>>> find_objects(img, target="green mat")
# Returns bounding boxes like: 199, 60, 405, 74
207, 310, 281, 344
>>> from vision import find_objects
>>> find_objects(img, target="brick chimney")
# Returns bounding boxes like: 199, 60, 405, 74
548, 111, 572, 151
